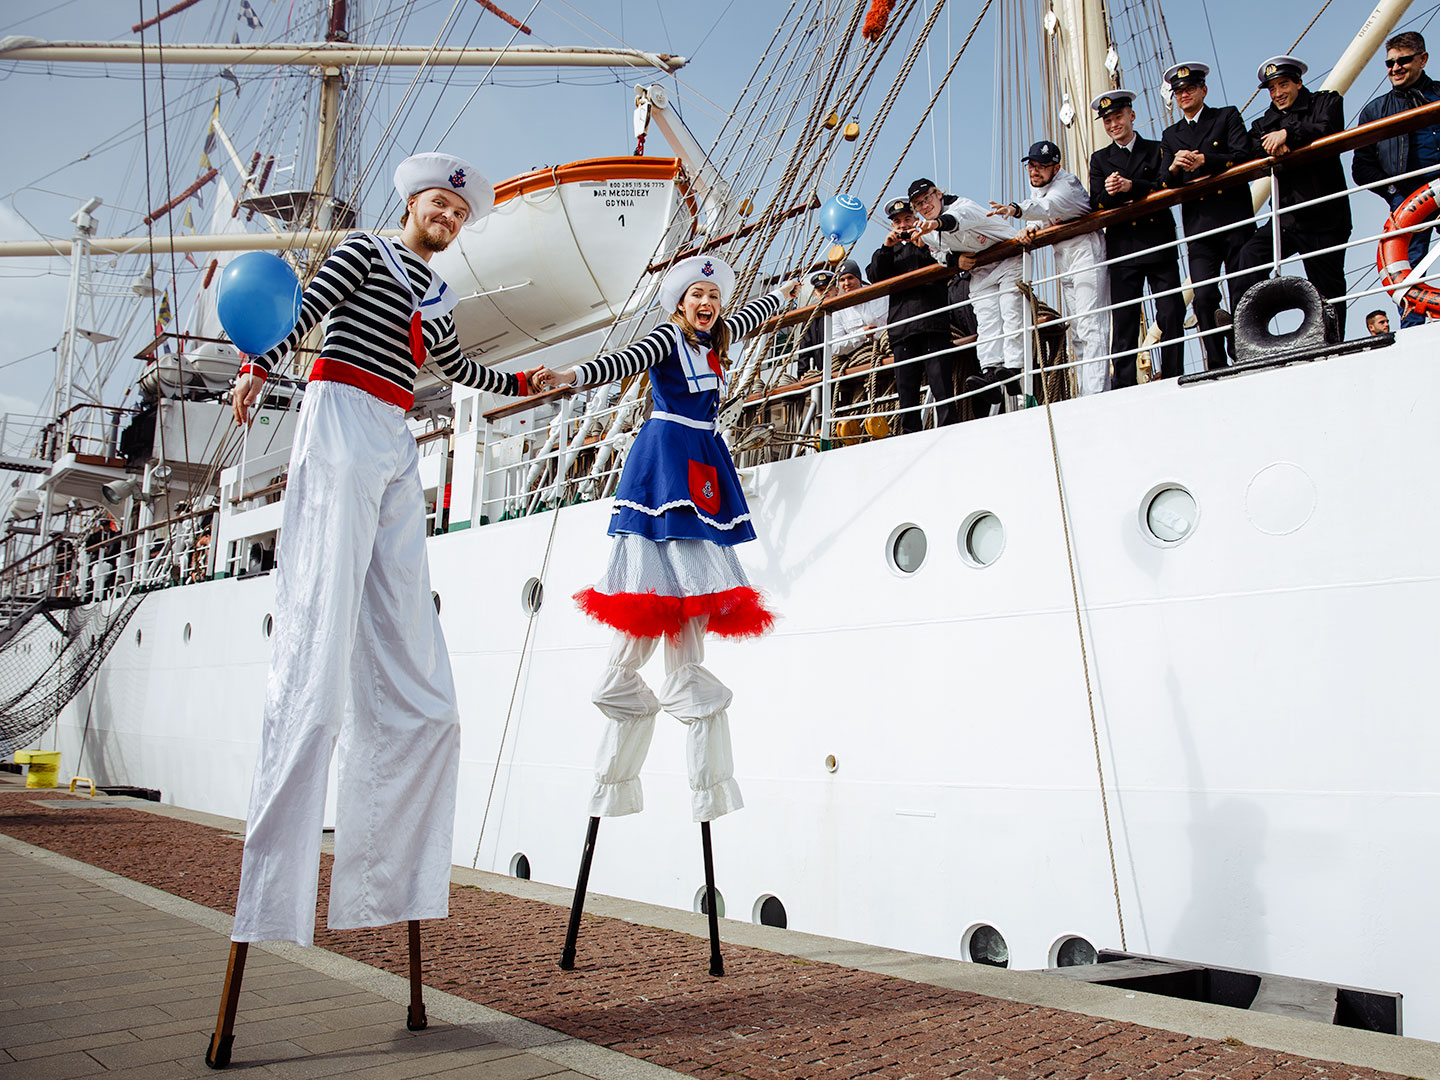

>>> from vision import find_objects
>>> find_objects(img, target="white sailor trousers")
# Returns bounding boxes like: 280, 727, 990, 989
1055, 232, 1112, 395
232, 380, 461, 946
969, 257, 1025, 370
589, 617, 743, 822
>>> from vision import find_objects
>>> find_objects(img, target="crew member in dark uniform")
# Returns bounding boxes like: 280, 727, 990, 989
796, 270, 837, 376
1238, 55, 1352, 336
1088, 89, 1186, 384
1160, 62, 1265, 368
868, 197, 958, 433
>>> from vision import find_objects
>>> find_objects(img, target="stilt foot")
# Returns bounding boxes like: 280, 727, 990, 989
204, 1033, 233, 1069
560, 816, 601, 970
204, 941, 248, 1068
406, 920, 427, 1031
701, 821, 724, 977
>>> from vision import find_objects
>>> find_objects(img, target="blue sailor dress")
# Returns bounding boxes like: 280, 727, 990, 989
575, 290, 783, 639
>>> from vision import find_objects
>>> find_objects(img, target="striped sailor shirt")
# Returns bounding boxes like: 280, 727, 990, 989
239, 233, 524, 409
571, 292, 783, 387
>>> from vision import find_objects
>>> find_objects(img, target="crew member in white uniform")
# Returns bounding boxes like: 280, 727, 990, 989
988, 140, 1112, 395
909, 178, 1025, 382
228, 153, 536, 946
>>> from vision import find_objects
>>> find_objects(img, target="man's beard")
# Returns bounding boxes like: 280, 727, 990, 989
417, 222, 454, 252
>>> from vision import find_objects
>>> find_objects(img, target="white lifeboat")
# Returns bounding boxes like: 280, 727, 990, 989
430, 156, 696, 368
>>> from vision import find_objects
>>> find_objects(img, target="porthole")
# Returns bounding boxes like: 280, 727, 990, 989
824, 754, 838, 773
135, 628, 142, 647
262, 613, 273, 639
959, 511, 1005, 568
694, 885, 725, 918
754, 894, 787, 928
963, 923, 1009, 967
1142, 484, 1199, 545
182, 623, 192, 644
1050, 935, 1098, 968
886, 524, 927, 574
521, 576, 544, 615
509, 853, 531, 880
432, 590, 441, 614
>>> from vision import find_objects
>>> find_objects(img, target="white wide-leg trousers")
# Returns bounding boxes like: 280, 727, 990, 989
1056, 233, 1112, 396
232, 381, 461, 946
970, 257, 1025, 371
588, 617, 743, 822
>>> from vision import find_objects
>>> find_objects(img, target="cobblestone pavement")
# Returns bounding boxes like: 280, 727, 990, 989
0, 788, 1420, 1080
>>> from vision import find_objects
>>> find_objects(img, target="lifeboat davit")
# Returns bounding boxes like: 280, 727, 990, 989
430, 156, 697, 367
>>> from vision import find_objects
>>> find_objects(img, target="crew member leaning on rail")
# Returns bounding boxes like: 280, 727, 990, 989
1088, 89, 1187, 385
1238, 55, 1352, 337
1159, 62, 1267, 370
227, 153, 539, 947
533, 258, 798, 822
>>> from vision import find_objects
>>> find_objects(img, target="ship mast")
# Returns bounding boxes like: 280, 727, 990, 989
313, 0, 349, 235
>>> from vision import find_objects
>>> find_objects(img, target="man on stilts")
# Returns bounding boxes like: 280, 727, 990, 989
534, 257, 798, 975
208, 153, 537, 1068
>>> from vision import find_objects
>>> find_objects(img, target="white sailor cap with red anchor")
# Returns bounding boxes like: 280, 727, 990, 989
659, 255, 736, 313
394, 152, 494, 221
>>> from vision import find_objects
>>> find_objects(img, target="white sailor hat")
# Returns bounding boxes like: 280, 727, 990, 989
1162, 62, 1210, 90
394, 152, 494, 221
1091, 89, 1136, 117
658, 255, 736, 313
1257, 55, 1308, 88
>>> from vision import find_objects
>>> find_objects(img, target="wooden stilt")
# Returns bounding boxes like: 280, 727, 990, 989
700, 820, 724, 977
204, 941, 248, 1069
406, 919, 427, 1030
559, 815, 601, 970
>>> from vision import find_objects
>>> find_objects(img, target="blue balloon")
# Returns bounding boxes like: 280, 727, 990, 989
217, 252, 303, 355
818, 193, 868, 246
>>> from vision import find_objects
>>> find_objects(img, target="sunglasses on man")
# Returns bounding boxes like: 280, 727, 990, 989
1385, 53, 1420, 68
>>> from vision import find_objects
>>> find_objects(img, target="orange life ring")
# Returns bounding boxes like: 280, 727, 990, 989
1377, 180, 1440, 318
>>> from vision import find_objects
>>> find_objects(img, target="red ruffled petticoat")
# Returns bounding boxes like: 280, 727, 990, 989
575, 585, 775, 640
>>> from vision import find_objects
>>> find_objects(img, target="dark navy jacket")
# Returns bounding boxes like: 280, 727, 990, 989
1160, 104, 1257, 236
1252, 87, 1351, 237
1088, 134, 1177, 262
1351, 73, 1440, 199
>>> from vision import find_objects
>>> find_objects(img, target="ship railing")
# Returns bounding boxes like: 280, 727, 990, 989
0, 413, 53, 462
472, 100, 1440, 517
215, 446, 291, 578
30, 403, 137, 465
763, 163, 1440, 441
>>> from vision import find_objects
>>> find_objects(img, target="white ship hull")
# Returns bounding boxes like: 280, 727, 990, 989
55, 328, 1440, 1037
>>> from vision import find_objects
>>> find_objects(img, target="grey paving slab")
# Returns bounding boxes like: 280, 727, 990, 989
0, 837, 688, 1080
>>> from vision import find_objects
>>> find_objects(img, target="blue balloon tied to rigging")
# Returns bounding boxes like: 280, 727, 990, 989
217, 252, 303, 356
818, 193, 868, 246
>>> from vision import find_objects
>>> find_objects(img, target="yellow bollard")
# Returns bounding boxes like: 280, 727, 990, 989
14, 750, 62, 789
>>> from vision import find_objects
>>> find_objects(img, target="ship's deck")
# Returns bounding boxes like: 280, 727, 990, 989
1, 777, 1434, 1080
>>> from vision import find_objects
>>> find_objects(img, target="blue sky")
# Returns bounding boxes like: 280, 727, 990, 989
0, 0, 1432, 421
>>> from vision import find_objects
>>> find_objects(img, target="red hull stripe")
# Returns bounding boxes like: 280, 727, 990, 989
310, 357, 414, 410
575, 586, 775, 640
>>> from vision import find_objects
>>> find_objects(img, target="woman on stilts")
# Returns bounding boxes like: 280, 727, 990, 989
536, 256, 796, 970
539, 257, 796, 818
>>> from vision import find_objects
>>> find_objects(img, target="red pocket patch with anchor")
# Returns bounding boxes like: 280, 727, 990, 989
688, 459, 721, 516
